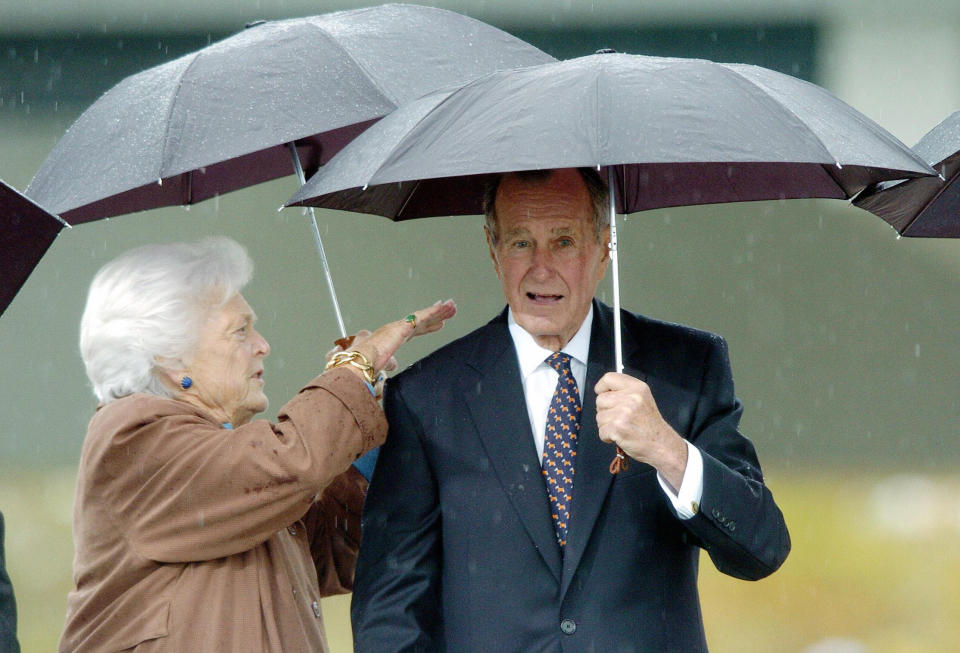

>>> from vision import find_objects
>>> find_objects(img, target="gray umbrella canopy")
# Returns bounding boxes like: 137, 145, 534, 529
0, 180, 69, 317
853, 110, 960, 237
25, 4, 554, 224
287, 52, 933, 219
286, 51, 933, 394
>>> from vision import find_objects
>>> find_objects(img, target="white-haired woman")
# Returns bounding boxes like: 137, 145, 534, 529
59, 237, 456, 652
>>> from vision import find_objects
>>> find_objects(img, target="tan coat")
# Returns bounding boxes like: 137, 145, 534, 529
59, 367, 387, 652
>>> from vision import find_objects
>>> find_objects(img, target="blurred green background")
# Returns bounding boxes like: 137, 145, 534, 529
2, 1, 959, 651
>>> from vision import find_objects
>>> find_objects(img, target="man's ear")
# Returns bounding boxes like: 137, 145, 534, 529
485, 226, 502, 279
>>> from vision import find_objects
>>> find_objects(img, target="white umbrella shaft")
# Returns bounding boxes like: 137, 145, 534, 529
607, 167, 623, 373
288, 143, 347, 339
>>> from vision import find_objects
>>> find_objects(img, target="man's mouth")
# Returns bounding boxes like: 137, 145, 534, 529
526, 292, 563, 303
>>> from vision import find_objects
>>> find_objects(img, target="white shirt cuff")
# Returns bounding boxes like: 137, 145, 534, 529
657, 441, 703, 520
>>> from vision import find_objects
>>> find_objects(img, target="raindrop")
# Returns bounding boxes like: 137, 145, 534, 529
914, 343, 921, 358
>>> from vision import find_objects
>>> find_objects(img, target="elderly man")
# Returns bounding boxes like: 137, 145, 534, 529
352, 167, 790, 652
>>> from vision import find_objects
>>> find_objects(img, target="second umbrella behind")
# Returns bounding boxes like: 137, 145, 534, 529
25, 3, 554, 335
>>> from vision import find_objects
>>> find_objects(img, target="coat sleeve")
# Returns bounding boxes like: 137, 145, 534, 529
302, 465, 368, 596
350, 380, 444, 653
97, 367, 387, 563
677, 335, 791, 580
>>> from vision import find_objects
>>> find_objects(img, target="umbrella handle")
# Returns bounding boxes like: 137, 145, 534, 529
287, 143, 347, 339
606, 166, 628, 474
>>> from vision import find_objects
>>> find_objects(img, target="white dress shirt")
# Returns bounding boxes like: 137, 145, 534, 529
507, 307, 704, 519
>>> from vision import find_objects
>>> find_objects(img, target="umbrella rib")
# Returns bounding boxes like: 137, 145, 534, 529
395, 180, 422, 220
308, 22, 402, 107
714, 63, 840, 169
157, 51, 205, 181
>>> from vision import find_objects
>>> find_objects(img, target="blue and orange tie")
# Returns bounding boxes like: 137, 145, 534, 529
541, 352, 581, 548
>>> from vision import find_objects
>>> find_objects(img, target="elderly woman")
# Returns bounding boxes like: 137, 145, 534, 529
59, 237, 456, 652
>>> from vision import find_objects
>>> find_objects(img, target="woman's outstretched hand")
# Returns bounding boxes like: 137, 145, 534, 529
327, 300, 457, 383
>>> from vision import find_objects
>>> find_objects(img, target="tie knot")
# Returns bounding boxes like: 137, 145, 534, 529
546, 352, 573, 375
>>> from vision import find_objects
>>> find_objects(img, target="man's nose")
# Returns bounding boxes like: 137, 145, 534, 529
529, 247, 556, 277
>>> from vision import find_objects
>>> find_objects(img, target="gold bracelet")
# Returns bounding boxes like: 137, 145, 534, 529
325, 350, 377, 384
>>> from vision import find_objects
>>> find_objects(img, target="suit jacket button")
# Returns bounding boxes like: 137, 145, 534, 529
560, 618, 577, 635
727, 520, 736, 531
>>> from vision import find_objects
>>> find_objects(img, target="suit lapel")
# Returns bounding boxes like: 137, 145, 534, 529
560, 301, 646, 597
463, 316, 563, 582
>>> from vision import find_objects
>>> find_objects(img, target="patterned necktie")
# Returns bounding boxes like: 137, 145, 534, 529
541, 352, 582, 548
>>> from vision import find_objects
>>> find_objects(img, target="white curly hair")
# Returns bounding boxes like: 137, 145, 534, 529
80, 236, 253, 403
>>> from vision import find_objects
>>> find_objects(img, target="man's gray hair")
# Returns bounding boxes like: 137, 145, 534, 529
482, 168, 610, 245
80, 236, 253, 403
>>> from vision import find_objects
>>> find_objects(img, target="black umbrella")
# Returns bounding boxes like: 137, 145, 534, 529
287, 51, 933, 471
288, 51, 933, 364
0, 180, 69, 317
853, 110, 960, 237
25, 3, 553, 335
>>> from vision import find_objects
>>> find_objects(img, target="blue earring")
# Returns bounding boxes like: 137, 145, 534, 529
180, 376, 193, 390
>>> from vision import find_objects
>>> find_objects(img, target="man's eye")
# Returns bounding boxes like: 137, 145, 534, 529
558, 238, 573, 247
512, 240, 530, 248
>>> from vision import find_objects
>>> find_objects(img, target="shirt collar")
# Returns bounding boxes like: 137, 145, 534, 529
507, 305, 593, 379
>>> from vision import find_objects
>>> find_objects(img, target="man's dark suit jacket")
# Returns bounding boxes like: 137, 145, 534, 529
353, 301, 790, 652
0, 512, 20, 653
